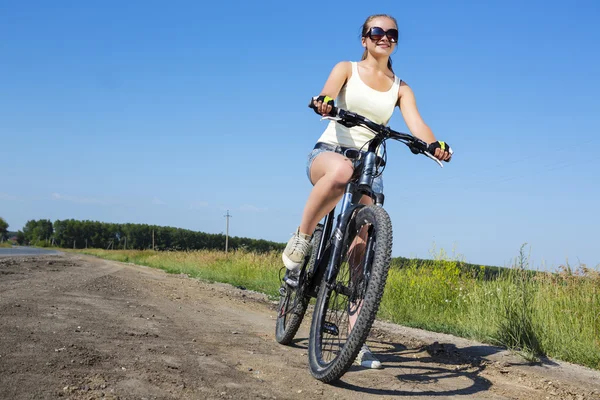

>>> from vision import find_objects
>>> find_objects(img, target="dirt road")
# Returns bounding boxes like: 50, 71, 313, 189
1, 253, 599, 400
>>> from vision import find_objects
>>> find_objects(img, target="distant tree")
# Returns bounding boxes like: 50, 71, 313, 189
22, 217, 285, 252
0, 217, 8, 241
16, 231, 25, 245
22, 219, 53, 245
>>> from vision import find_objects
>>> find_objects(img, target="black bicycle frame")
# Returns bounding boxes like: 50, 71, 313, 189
306, 148, 384, 296
303, 103, 444, 298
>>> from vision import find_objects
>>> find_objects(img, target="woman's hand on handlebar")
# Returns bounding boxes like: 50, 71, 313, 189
311, 95, 335, 116
427, 141, 453, 162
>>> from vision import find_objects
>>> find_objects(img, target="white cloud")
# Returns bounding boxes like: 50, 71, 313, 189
0, 193, 19, 201
51, 192, 105, 204
190, 201, 209, 209
240, 204, 268, 213
152, 197, 166, 205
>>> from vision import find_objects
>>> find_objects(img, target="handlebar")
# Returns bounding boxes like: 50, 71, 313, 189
308, 98, 447, 168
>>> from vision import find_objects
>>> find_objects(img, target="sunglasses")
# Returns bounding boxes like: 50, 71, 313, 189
364, 27, 398, 43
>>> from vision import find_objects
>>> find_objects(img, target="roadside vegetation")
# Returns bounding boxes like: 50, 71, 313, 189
73, 245, 600, 371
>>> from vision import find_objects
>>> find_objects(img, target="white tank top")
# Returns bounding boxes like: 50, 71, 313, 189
316, 61, 401, 149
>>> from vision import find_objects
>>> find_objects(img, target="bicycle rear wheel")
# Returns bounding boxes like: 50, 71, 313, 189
275, 226, 322, 345
308, 205, 392, 382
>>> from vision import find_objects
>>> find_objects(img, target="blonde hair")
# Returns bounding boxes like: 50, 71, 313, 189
360, 14, 398, 72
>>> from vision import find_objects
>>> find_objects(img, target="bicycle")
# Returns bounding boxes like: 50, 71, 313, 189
275, 98, 451, 383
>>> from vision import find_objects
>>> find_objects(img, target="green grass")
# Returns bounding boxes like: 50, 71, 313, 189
379, 246, 600, 368
73, 246, 600, 370
73, 248, 284, 300
0, 242, 13, 248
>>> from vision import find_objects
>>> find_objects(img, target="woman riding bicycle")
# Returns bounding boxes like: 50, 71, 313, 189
282, 13, 452, 369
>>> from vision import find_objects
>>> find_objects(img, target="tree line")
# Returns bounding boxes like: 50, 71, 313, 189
3, 216, 509, 275
12, 218, 285, 253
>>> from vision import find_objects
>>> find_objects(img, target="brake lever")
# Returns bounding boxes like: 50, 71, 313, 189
424, 151, 444, 168
320, 116, 342, 122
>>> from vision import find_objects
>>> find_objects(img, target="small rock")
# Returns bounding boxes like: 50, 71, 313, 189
248, 368, 253, 371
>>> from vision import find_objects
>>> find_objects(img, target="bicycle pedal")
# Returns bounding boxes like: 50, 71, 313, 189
322, 322, 339, 336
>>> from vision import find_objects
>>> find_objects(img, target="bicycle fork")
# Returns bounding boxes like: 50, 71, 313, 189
324, 183, 365, 287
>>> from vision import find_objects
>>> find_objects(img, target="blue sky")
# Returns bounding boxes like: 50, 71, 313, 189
1, 0, 598, 270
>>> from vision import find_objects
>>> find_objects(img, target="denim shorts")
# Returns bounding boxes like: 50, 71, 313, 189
305, 147, 384, 194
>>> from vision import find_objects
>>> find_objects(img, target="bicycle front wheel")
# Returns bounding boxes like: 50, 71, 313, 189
308, 205, 392, 382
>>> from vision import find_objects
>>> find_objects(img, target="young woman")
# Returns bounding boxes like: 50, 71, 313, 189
282, 14, 452, 369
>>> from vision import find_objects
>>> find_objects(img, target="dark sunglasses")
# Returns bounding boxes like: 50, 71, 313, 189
364, 27, 398, 43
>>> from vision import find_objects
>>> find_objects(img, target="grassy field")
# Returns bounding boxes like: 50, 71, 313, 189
73, 247, 600, 370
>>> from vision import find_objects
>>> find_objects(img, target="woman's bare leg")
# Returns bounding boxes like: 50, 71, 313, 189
297, 152, 354, 236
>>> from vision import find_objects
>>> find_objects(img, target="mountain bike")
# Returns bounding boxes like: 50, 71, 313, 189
275, 99, 451, 383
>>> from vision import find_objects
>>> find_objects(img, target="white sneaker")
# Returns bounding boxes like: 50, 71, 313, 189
355, 344, 382, 369
282, 228, 311, 271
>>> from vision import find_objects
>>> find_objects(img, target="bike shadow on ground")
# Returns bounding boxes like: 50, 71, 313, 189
287, 337, 309, 349
335, 339, 558, 396
408, 341, 559, 368
331, 340, 494, 397
286, 337, 557, 396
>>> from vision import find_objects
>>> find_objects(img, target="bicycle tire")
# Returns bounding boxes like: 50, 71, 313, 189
275, 226, 323, 345
308, 205, 392, 382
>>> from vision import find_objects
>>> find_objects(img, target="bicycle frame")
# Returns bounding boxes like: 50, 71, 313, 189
306, 157, 383, 297
303, 103, 448, 299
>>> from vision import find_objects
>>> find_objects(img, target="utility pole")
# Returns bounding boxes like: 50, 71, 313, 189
152, 229, 155, 251
224, 210, 232, 253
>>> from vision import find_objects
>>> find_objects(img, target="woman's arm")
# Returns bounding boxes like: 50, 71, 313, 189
313, 61, 351, 115
398, 81, 436, 143
398, 82, 451, 161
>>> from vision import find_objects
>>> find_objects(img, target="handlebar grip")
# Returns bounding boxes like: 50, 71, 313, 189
308, 97, 338, 117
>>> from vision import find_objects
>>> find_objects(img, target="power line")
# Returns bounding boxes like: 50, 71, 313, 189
224, 210, 232, 253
